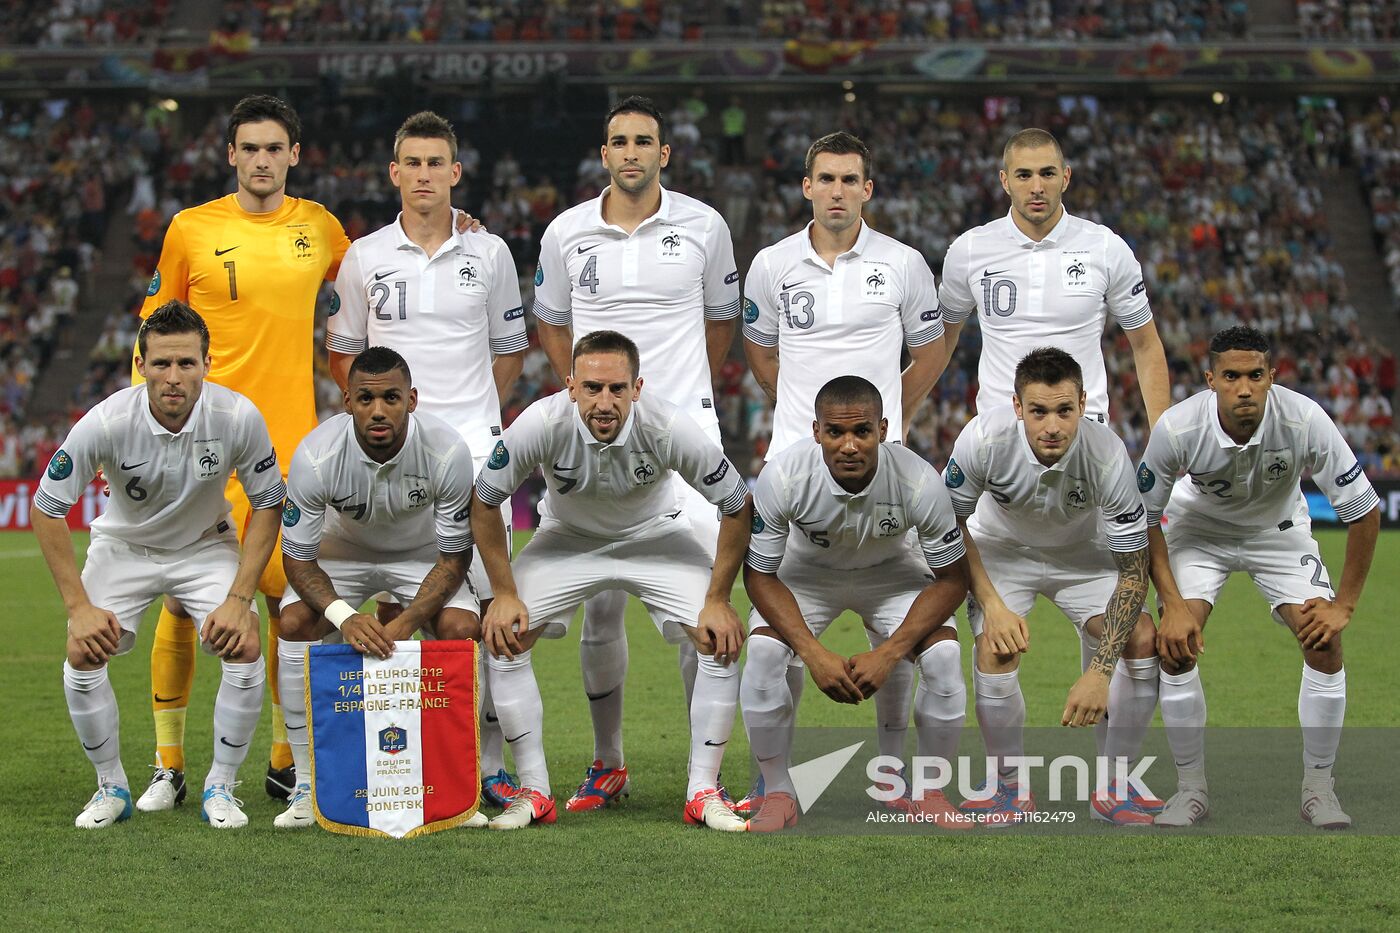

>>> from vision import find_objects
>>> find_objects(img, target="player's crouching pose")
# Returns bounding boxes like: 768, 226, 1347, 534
32, 301, 284, 829
947, 348, 1160, 825
470, 330, 752, 831
742, 376, 971, 832
273, 347, 485, 829
1140, 326, 1381, 829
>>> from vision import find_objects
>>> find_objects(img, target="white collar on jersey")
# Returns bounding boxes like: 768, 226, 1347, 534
1208, 388, 1271, 450
589, 185, 673, 234
572, 398, 638, 449
390, 212, 465, 262
820, 442, 886, 500
345, 412, 420, 467
1003, 207, 1073, 249
140, 386, 206, 437
801, 218, 873, 271
1015, 416, 1082, 472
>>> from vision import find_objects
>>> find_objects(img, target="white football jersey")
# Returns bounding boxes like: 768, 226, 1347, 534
327, 219, 526, 459
938, 209, 1151, 419
744, 221, 943, 457
35, 383, 284, 549
281, 411, 475, 561
945, 406, 1147, 552
1138, 385, 1380, 538
533, 186, 739, 432
747, 440, 966, 573
474, 389, 747, 541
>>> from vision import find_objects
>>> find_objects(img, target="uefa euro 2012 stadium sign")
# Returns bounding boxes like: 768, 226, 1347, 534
305, 641, 481, 838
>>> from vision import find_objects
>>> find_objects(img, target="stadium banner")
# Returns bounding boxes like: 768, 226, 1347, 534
750, 726, 1400, 835
0, 479, 107, 531
306, 640, 480, 839
1305, 479, 1400, 529
3, 42, 1399, 89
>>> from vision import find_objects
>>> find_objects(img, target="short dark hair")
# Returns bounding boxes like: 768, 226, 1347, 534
604, 95, 666, 146
1014, 347, 1084, 397
1002, 127, 1064, 169
227, 94, 302, 148
395, 110, 457, 161
573, 330, 640, 380
138, 300, 209, 357
1209, 325, 1271, 362
349, 346, 412, 384
815, 375, 883, 420
805, 131, 873, 182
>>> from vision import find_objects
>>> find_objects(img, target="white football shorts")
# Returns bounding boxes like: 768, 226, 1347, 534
1165, 521, 1333, 622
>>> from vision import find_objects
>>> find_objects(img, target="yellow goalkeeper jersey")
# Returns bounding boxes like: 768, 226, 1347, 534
137, 194, 350, 474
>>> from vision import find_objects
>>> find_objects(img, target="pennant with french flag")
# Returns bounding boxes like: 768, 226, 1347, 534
305, 641, 481, 838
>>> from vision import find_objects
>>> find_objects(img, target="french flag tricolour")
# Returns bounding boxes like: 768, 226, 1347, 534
306, 641, 480, 838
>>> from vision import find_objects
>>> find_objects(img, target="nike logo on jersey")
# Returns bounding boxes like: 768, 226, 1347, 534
120, 460, 148, 471
983, 269, 1010, 277
331, 494, 356, 504
153, 693, 183, 703
373, 270, 398, 281
214, 246, 239, 256
781, 280, 806, 290
219, 737, 249, 748
577, 243, 600, 254
552, 461, 577, 471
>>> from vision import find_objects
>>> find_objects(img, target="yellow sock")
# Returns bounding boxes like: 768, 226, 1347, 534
267, 612, 293, 770
151, 607, 197, 771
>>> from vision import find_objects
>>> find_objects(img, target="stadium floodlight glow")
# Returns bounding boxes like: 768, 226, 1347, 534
844, 91, 856, 103
1211, 91, 1227, 105
158, 99, 179, 112
842, 80, 854, 90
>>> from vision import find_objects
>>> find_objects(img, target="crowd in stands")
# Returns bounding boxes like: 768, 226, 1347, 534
1351, 107, 1400, 303
214, 0, 724, 45
1, 0, 169, 47
757, 0, 1250, 41
0, 98, 164, 480
8, 93, 1399, 485
1297, 0, 1400, 40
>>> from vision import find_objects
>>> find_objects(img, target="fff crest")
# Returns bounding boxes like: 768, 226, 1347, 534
379, 725, 408, 755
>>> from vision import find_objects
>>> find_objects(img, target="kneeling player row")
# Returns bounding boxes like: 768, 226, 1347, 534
35, 304, 1379, 833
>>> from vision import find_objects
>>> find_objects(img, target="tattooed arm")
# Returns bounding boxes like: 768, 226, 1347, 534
388, 550, 472, 638
284, 556, 344, 620
1062, 545, 1150, 727
744, 340, 780, 404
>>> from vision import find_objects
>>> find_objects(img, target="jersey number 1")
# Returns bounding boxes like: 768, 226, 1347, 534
224, 260, 238, 301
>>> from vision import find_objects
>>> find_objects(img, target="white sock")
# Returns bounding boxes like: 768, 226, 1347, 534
1158, 666, 1207, 788
488, 650, 548, 796
579, 590, 628, 769
749, 661, 806, 780
207, 657, 264, 788
973, 666, 1024, 783
740, 635, 796, 798
278, 638, 320, 787
1299, 663, 1346, 780
478, 649, 506, 776
914, 640, 965, 765
63, 660, 126, 789
874, 657, 914, 765
1105, 656, 1160, 771
678, 639, 699, 709
688, 651, 738, 798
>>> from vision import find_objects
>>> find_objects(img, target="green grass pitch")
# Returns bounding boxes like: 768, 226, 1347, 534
2, 530, 1398, 930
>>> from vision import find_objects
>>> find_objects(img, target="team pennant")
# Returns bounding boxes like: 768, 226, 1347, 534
306, 641, 481, 838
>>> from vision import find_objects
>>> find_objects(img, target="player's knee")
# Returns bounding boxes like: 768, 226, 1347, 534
277, 601, 320, 640
1159, 656, 1196, 677
376, 601, 404, 625
974, 636, 1017, 672
65, 640, 103, 671
743, 634, 793, 687
435, 609, 481, 642
1304, 640, 1343, 673
696, 648, 737, 680
1124, 614, 1158, 659
485, 648, 532, 674
917, 637, 964, 696
227, 631, 263, 664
